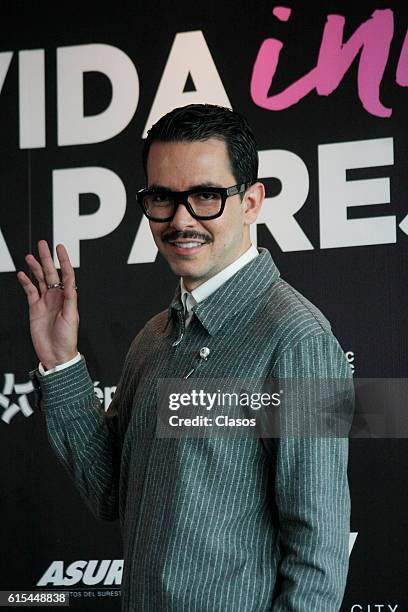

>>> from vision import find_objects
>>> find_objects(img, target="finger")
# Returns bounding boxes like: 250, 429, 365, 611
56, 244, 78, 320
56, 244, 77, 297
38, 239, 60, 285
25, 254, 48, 295
17, 271, 40, 306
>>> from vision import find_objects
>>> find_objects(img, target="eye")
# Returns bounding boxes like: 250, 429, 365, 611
196, 191, 218, 201
152, 193, 171, 203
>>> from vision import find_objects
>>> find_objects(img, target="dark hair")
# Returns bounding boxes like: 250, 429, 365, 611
142, 104, 258, 185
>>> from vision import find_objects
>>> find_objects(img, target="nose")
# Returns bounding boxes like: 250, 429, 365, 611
169, 201, 197, 230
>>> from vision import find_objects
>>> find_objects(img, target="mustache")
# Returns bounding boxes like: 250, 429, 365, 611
162, 230, 213, 243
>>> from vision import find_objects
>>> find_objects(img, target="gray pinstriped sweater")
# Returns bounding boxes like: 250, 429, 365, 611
39, 248, 352, 611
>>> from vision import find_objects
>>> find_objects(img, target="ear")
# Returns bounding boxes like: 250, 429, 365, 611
243, 181, 265, 226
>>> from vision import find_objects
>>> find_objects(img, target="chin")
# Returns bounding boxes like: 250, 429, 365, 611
170, 263, 203, 279
166, 258, 208, 281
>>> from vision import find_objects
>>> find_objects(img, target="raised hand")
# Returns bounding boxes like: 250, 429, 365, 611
17, 240, 79, 370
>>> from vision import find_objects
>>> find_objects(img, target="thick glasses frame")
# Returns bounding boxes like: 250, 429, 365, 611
136, 182, 250, 222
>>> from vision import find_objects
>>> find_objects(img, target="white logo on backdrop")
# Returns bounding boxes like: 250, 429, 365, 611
350, 605, 399, 611
0, 373, 34, 424
346, 351, 355, 374
37, 559, 123, 587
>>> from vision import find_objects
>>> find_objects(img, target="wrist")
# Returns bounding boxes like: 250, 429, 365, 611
41, 351, 80, 371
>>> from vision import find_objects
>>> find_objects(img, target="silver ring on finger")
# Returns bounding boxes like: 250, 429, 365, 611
46, 282, 78, 290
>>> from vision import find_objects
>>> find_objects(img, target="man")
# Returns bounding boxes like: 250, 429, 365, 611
18, 104, 352, 611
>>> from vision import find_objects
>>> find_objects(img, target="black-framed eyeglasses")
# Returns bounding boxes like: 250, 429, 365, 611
136, 182, 251, 222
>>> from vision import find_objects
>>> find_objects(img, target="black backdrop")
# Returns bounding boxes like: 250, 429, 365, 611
0, 1, 407, 610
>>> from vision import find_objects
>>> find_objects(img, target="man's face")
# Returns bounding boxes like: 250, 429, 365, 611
146, 138, 260, 291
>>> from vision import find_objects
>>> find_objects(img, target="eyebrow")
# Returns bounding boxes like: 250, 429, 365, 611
147, 182, 223, 192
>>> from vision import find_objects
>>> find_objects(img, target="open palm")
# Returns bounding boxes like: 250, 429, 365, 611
17, 240, 79, 370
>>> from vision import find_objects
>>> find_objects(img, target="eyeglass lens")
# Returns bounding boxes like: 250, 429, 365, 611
143, 191, 222, 219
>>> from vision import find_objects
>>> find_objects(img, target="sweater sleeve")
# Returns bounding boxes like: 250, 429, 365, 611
268, 333, 353, 612
39, 339, 139, 522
